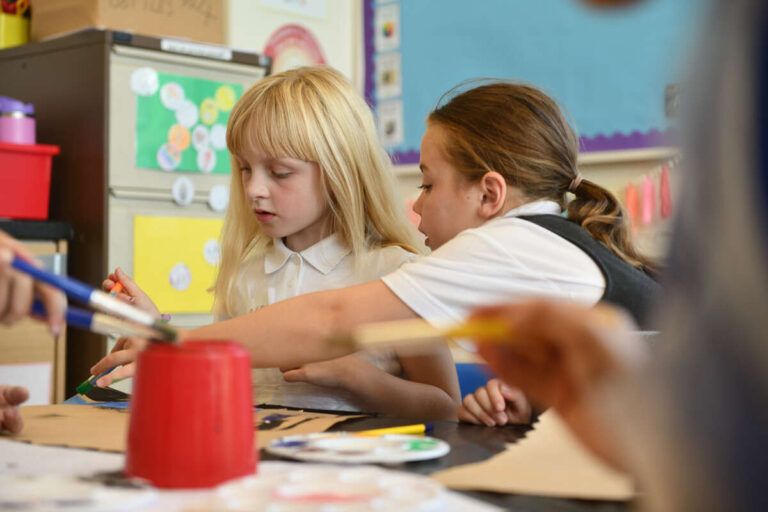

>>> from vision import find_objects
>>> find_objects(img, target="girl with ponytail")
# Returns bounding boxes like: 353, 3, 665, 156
434, 82, 660, 426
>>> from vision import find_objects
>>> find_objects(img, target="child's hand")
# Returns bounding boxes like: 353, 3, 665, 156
281, 354, 363, 389
102, 268, 161, 318
0, 385, 29, 434
458, 378, 532, 426
469, 300, 642, 467
472, 301, 638, 415
89, 336, 149, 387
0, 231, 66, 336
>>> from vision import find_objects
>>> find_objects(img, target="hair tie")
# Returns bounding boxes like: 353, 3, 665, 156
568, 173, 583, 193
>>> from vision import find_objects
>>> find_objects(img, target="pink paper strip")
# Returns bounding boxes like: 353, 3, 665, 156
641, 175, 655, 225
625, 184, 639, 232
660, 165, 673, 219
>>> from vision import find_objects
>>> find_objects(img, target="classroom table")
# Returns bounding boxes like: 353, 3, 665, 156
0, 403, 631, 511
267, 411, 631, 512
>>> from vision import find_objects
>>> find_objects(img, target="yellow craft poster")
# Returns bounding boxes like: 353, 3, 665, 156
133, 215, 224, 313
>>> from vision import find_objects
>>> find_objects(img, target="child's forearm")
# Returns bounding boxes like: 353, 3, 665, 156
339, 362, 459, 421
186, 280, 418, 369
186, 290, 348, 367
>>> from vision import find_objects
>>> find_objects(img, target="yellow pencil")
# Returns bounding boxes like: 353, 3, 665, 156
354, 423, 434, 437
329, 317, 513, 351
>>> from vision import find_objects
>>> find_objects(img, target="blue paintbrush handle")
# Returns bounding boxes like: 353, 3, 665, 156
13, 257, 93, 304
32, 299, 93, 330
13, 256, 158, 330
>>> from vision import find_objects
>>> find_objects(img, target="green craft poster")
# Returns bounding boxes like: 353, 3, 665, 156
133, 69, 242, 174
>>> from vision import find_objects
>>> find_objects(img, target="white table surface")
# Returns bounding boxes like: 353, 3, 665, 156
0, 438, 501, 511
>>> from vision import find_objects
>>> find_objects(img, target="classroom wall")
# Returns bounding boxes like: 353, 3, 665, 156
227, 0, 359, 81
228, 0, 684, 257
359, 0, 687, 258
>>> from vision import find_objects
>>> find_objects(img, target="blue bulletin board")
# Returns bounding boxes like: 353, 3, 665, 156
365, 0, 706, 164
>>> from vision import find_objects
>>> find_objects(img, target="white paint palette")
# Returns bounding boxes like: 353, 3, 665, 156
266, 433, 450, 464
214, 463, 446, 511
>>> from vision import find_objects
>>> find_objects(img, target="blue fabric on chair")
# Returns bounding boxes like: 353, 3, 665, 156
455, 363, 495, 398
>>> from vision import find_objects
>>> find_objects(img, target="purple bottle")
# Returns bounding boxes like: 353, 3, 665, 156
0, 96, 36, 144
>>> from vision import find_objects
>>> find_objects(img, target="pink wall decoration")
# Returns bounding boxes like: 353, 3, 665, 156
660, 164, 673, 219
625, 183, 639, 232
641, 175, 655, 225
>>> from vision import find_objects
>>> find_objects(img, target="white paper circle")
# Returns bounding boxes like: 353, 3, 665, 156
160, 82, 185, 110
156, 143, 181, 171
169, 263, 192, 291
176, 100, 199, 128
197, 147, 216, 173
192, 125, 210, 151
171, 176, 195, 206
208, 184, 229, 212
131, 67, 159, 96
203, 239, 221, 266
210, 124, 227, 150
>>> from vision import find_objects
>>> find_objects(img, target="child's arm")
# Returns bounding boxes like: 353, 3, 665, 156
186, 280, 420, 366
457, 378, 533, 426
282, 348, 460, 421
91, 280, 446, 390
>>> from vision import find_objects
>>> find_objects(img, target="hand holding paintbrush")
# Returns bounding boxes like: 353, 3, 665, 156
0, 232, 66, 335
102, 267, 162, 319
12, 257, 177, 342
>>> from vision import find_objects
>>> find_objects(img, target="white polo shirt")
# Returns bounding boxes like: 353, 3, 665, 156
381, 200, 605, 324
220, 233, 418, 411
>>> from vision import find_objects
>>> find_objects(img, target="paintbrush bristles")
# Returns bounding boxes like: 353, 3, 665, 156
150, 321, 179, 343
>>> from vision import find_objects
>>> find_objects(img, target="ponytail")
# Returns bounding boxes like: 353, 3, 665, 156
567, 178, 658, 275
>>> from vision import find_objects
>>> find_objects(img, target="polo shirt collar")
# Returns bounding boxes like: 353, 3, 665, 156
264, 233, 351, 275
264, 238, 293, 274
504, 200, 562, 218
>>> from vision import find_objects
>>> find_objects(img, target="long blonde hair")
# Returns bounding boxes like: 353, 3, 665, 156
213, 66, 422, 317
428, 81, 657, 274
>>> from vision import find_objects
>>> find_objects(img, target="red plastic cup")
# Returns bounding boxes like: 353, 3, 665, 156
125, 341, 257, 488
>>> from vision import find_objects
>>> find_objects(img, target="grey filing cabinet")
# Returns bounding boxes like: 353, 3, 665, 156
0, 29, 270, 394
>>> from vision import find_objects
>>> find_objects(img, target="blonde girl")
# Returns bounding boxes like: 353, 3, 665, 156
97, 81, 655, 422
102, 66, 461, 417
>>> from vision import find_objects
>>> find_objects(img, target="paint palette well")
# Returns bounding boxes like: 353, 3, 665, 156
266, 433, 450, 464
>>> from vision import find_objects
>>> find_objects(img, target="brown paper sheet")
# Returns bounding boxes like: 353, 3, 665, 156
431, 412, 634, 501
11, 404, 129, 452
31, 0, 225, 44
255, 408, 366, 448
9, 405, 364, 453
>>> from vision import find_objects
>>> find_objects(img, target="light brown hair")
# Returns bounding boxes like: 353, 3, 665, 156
427, 81, 656, 274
